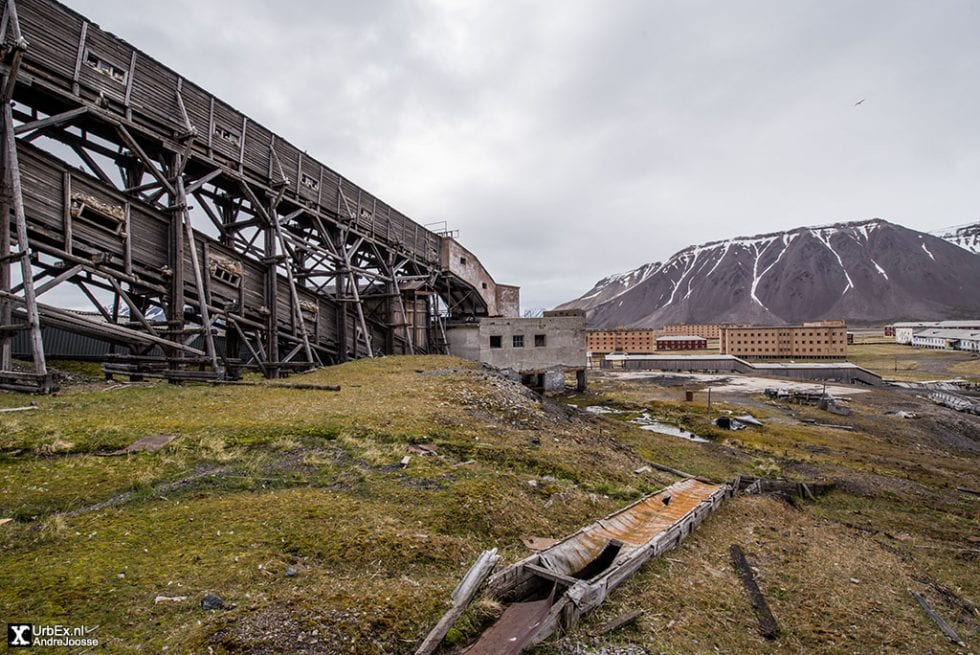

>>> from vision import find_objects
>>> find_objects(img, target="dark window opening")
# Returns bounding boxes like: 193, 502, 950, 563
301, 173, 319, 191
70, 192, 125, 235
459, 256, 467, 266
481, 282, 488, 289
490, 335, 502, 348
213, 125, 240, 146
535, 334, 546, 347
211, 268, 240, 286
85, 50, 127, 84
513, 335, 524, 348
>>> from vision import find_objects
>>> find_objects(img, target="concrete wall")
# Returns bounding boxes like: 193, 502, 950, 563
446, 315, 587, 371
440, 238, 519, 317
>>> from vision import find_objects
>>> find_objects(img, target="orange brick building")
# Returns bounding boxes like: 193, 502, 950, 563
587, 328, 657, 354
663, 323, 746, 339
720, 320, 847, 359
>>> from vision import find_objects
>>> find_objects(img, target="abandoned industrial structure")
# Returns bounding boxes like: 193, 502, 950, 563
892, 320, 980, 346
720, 321, 848, 360
0, 0, 531, 392
445, 310, 587, 391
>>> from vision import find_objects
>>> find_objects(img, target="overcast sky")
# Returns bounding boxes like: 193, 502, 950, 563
68, 0, 980, 311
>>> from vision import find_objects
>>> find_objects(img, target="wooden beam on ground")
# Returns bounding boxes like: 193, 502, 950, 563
730, 544, 779, 639
588, 609, 644, 638
415, 549, 500, 655
911, 591, 965, 647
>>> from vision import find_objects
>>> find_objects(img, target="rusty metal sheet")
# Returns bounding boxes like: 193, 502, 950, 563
538, 479, 722, 577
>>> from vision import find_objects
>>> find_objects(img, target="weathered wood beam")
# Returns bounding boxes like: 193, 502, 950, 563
730, 544, 778, 639
415, 549, 499, 655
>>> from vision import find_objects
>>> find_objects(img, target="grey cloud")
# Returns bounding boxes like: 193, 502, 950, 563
68, 0, 980, 311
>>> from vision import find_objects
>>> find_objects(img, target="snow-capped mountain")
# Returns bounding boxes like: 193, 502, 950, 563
559, 219, 980, 328
933, 222, 980, 255
554, 262, 661, 312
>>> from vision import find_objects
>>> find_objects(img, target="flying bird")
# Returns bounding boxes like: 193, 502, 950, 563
854, 98, 866, 106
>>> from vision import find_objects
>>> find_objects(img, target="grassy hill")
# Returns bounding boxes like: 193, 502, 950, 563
0, 355, 977, 653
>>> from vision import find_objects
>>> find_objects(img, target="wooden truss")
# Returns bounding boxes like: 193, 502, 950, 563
0, 0, 478, 391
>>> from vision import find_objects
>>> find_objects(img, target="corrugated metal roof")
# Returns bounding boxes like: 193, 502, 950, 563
912, 328, 980, 340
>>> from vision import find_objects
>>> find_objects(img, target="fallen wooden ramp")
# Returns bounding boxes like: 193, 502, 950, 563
459, 478, 731, 655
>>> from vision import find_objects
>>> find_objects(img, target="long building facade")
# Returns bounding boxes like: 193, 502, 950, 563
663, 323, 745, 339
0, 0, 515, 391
586, 328, 658, 354
720, 321, 847, 359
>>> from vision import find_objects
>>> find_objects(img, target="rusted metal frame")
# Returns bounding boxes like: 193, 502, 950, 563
176, 169, 220, 375
2, 100, 46, 385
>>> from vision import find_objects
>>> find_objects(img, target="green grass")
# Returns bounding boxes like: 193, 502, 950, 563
1, 355, 977, 654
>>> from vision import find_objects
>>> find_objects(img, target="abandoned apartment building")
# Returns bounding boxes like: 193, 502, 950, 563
445, 309, 588, 392
720, 320, 848, 359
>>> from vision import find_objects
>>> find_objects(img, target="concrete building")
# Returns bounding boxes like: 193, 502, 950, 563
893, 320, 980, 345
445, 310, 587, 392
440, 238, 520, 318
663, 323, 745, 339
911, 328, 980, 351
720, 320, 847, 359
655, 335, 708, 351
586, 328, 658, 355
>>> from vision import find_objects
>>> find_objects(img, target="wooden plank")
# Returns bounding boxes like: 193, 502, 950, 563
911, 591, 965, 647
588, 609, 643, 638
414, 549, 499, 655
730, 544, 778, 639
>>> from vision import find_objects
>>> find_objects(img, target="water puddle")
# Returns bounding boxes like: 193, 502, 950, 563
584, 405, 625, 415
631, 412, 708, 442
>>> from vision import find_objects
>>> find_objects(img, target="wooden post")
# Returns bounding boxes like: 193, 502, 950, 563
415, 549, 499, 655
3, 101, 48, 389
176, 172, 220, 375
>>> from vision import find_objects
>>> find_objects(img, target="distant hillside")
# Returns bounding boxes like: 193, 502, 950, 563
559, 219, 980, 328
933, 222, 980, 255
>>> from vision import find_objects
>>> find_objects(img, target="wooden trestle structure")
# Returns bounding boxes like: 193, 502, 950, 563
0, 0, 493, 391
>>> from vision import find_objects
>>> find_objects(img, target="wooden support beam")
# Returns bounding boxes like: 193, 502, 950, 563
730, 544, 778, 640
3, 101, 47, 386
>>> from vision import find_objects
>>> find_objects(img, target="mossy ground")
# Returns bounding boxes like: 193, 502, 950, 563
1, 355, 977, 654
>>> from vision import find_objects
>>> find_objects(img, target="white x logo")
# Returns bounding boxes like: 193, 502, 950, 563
9, 625, 30, 646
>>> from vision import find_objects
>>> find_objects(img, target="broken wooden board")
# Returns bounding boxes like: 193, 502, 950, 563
465, 478, 731, 654
730, 544, 779, 639
911, 591, 965, 647
414, 548, 499, 655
